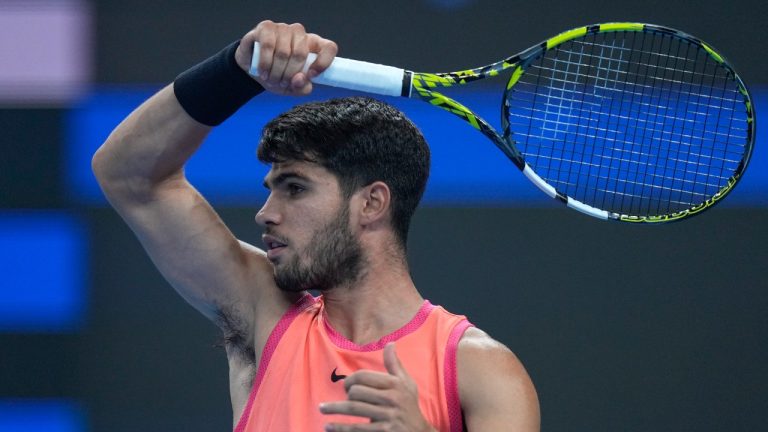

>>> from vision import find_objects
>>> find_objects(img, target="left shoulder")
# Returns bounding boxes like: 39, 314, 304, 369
457, 327, 540, 431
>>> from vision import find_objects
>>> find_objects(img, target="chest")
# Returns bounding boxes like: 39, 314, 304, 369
237, 327, 452, 431
232, 298, 468, 431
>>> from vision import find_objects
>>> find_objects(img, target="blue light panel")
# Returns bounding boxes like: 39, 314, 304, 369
0, 213, 87, 332
0, 400, 85, 432
66, 86, 768, 207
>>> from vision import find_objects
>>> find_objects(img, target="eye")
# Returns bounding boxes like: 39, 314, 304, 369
287, 183, 305, 196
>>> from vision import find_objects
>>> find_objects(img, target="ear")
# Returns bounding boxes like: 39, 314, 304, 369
358, 181, 391, 226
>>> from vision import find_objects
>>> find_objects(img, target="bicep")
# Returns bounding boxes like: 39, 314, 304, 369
458, 328, 540, 432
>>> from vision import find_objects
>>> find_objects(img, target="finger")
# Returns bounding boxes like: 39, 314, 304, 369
281, 28, 309, 86
324, 423, 380, 432
306, 33, 338, 79
343, 370, 396, 393
255, 27, 277, 82
268, 26, 293, 86
383, 342, 407, 379
288, 72, 312, 95
346, 383, 394, 406
234, 32, 255, 74
319, 401, 389, 421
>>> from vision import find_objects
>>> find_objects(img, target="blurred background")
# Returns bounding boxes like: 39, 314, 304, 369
1, 0, 766, 431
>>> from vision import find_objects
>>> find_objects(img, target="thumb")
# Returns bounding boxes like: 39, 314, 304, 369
384, 342, 408, 378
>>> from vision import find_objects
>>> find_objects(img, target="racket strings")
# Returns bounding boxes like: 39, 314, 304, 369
508, 103, 748, 151
521, 65, 743, 109
509, 131, 742, 180
506, 30, 748, 216
555, 43, 717, 81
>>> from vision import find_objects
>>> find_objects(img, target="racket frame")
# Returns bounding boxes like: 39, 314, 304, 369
250, 22, 755, 223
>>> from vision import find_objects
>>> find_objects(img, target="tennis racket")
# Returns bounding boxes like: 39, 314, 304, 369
250, 23, 755, 223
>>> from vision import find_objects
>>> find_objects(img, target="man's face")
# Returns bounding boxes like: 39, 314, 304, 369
257, 161, 364, 292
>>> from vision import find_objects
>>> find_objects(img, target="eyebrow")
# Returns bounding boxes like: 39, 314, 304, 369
262, 172, 310, 190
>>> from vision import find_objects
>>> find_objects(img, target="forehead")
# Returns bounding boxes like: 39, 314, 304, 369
263, 160, 338, 188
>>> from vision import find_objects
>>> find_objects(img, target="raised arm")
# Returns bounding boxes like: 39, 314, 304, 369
91, 21, 337, 333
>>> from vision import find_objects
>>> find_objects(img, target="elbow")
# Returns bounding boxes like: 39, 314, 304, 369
91, 138, 120, 195
90, 136, 144, 202
91, 137, 181, 204
91, 144, 108, 183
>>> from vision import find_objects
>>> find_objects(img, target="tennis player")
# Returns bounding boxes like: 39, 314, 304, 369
92, 20, 539, 431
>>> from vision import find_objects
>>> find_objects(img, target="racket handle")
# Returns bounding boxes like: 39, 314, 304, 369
250, 42, 406, 97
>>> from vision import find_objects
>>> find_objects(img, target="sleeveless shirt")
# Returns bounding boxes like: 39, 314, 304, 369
234, 294, 473, 432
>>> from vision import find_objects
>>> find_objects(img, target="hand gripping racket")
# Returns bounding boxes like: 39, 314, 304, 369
251, 23, 755, 223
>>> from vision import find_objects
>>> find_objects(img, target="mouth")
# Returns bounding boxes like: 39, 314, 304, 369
262, 234, 288, 261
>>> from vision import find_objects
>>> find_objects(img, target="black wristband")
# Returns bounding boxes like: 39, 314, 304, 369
173, 40, 264, 126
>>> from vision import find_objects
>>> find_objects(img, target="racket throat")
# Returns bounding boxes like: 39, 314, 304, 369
522, 166, 612, 220
521, 165, 558, 199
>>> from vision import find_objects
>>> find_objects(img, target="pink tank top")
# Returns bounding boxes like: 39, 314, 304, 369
234, 294, 472, 432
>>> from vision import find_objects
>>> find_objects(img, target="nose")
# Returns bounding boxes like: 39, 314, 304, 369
255, 195, 281, 227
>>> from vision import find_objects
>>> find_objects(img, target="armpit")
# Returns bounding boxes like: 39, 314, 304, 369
215, 308, 256, 361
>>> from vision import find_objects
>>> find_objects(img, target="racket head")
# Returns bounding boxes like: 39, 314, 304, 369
502, 23, 755, 222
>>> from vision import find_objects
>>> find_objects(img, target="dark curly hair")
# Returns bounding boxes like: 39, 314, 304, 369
258, 96, 430, 249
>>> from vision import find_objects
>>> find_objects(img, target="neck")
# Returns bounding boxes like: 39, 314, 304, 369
320, 253, 424, 346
